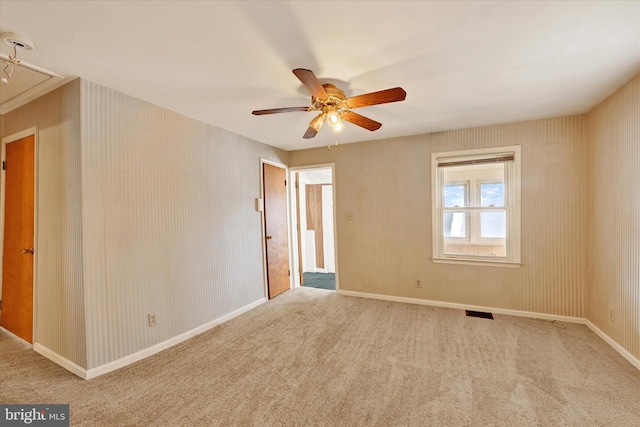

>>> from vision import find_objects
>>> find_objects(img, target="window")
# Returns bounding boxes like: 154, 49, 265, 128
431, 146, 521, 267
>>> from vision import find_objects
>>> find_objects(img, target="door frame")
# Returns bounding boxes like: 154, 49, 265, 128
289, 163, 339, 291
259, 158, 293, 299
0, 126, 39, 343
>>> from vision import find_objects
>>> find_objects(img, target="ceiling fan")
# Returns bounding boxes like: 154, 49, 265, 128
252, 68, 406, 139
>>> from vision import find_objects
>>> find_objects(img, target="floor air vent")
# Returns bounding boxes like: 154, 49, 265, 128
465, 310, 494, 319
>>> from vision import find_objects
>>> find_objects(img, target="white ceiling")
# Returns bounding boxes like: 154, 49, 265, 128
1, 1, 639, 151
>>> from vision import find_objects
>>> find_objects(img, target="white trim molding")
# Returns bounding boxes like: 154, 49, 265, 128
431, 145, 522, 267
84, 297, 267, 379
18, 291, 640, 377
34, 343, 87, 379
586, 320, 640, 371
30, 297, 266, 380
338, 290, 640, 372
338, 290, 585, 324
288, 163, 339, 292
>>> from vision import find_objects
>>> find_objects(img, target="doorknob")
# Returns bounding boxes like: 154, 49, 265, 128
22, 248, 34, 255
265, 235, 273, 240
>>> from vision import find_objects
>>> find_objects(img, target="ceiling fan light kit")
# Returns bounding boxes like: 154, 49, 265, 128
330, 119, 344, 134
252, 68, 406, 140
327, 110, 340, 125
309, 113, 326, 132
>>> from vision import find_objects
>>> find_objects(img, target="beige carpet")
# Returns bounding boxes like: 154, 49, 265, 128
2, 288, 639, 426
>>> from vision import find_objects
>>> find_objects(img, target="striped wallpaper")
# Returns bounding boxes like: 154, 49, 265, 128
290, 115, 587, 318
1, 79, 87, 368
291, 74, 640, 364
1, 72, 638, 374
587, 74, 639, 362
79, 80, 288, 369
1, 79, 288, 371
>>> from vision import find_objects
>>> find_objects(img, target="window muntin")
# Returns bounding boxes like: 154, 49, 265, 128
432, 146, 521, 267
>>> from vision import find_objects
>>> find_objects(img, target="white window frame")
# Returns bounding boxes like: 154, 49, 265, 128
431, 145, 521, 268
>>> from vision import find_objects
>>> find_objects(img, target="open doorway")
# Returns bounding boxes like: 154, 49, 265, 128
290, 165, 337, 291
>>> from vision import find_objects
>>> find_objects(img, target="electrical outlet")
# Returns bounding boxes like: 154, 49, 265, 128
148, 313, 157, 327
346, 212, 354, 221
416, 280, 422, 288
608, 309, 615, 322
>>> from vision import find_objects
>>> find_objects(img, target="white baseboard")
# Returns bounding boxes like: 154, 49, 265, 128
84, 297, 266, 379
338, 290, 640, 372
0, 327, 86, 379
33, 343, 88, 379
337, 290, 585, 324
586, 320, 640, 371
22, 291, 640, 377
30, 297, 266, 380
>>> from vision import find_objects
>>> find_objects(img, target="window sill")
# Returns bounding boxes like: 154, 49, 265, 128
432, 257, 522, 268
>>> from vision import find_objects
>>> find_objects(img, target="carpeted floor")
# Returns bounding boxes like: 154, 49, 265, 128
2, 287, 640, 426
302, 272, 336, 290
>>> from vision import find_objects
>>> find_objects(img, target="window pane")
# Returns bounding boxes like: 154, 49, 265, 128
444, 211, 466, 237
480, 182, 504, 207
480, 211, 505, 238
433, 146, 520, 264
444, 184, 466, 207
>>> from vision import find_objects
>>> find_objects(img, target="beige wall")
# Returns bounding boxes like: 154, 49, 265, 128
2, 79, 289, 372
1, 79, 87, 368
2, 72, 637, 373
290, 116, 587, 318
79, 80, 288, 369
587, 74, 639, 362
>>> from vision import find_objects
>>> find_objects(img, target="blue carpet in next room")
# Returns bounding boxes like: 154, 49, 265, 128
302, 272, 335, 291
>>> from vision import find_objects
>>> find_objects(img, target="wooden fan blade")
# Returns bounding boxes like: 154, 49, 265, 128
303, 127, 318, 139
341, 111, 382, 131
293, 68, 328, 100
346, 87, 406, 109
252, 106, 313, 115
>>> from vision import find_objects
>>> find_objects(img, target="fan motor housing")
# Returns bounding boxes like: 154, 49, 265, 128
312, 84, 347, 110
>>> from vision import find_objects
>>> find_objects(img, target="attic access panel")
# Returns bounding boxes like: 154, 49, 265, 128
0, 59, 66, 113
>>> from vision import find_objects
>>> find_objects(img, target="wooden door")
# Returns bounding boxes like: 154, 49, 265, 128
1, 134, 35, 343
263, 163, 290, 298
